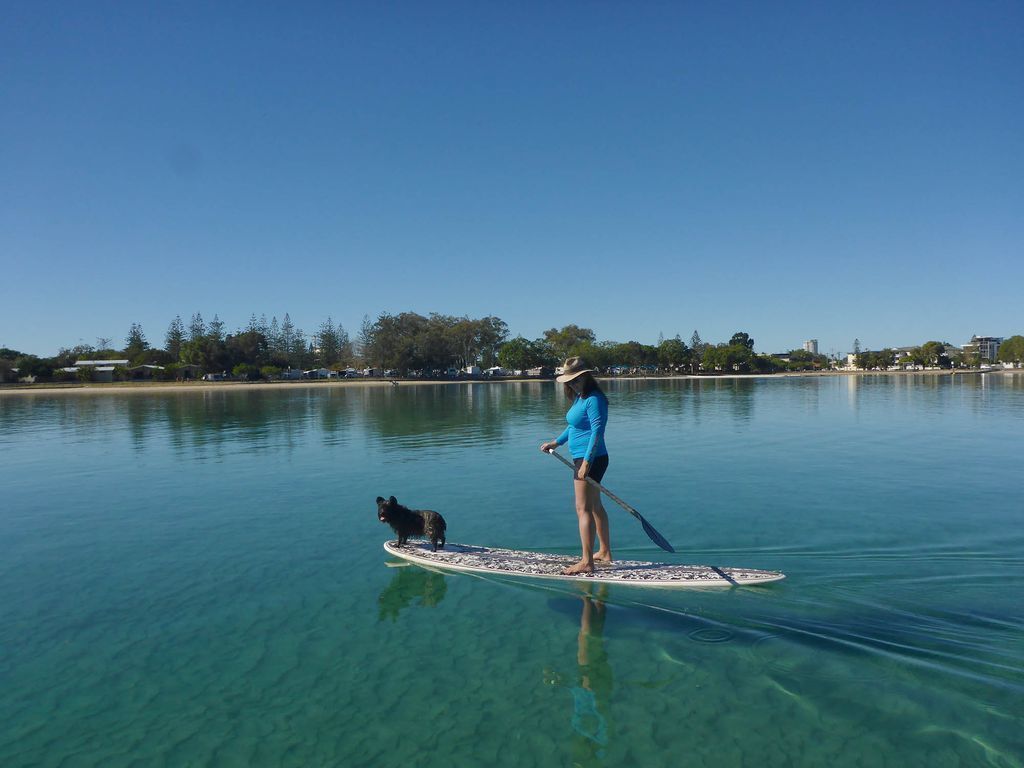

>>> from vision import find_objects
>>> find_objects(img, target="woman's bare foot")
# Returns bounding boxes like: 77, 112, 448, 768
594, 550, 613, 564
562, 559, 594, 575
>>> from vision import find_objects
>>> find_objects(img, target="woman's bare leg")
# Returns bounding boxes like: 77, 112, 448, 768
591, 490, 612, 563
563, 477, 595, 574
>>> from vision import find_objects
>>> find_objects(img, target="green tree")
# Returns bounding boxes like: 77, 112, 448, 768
314, 317, 350, 366
208, 314, 226, 342
477, 316, 510, 368
188, 313, 206, 342
54, 344, 95, 367
919, 341, 948, 368
226, 331, 269, 368
124, 323, 149, 361
997, 335, 1024, 364
497, 337, 551, 371
165, 316, 185, 360
357, 314, 375, 365
280, 314, 298, 364
543, 325, 596, 361
689, 331, 705, 373
14, 355, 54, 381
608, 341, 657, 368
658, 336, 690, 371
447, 317, 479, 369
729, 332, 755, 351
288, 325, 310, 369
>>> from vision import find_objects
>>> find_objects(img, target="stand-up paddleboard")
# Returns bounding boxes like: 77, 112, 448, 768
384, 541, 785, 588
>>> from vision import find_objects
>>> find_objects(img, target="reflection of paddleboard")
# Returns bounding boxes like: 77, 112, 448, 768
383, 541, 785, 588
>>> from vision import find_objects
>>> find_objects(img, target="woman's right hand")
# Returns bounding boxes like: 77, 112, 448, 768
540, 441, 559, 453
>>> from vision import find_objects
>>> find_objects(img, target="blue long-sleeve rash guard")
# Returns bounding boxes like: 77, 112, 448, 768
555, 392, 609, 461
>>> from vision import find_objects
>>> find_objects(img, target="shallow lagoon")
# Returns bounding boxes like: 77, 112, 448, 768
1, 375, 1022, 767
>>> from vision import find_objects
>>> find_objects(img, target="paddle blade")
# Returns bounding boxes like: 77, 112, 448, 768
641, 517, 675, 553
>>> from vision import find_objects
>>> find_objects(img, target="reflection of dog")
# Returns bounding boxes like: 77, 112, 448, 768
376, 495, 447, 551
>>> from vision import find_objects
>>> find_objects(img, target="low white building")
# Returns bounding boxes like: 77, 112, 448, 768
72, 359, 129, 383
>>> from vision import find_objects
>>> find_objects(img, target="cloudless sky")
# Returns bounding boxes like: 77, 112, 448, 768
2, 1, 1021, 357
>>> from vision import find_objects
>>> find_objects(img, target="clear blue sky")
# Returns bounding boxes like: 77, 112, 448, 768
2, 1, 1021, 358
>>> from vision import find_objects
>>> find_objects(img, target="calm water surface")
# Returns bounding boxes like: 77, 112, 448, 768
1, 375, 1022, 767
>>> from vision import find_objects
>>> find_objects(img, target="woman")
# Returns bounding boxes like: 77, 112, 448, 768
540, 357, 612, 575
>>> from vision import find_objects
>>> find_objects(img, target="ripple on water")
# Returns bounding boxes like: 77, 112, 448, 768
688, 627, 735, 644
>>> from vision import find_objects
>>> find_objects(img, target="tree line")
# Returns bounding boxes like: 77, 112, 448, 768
850, 336, 1024, 370
3, 315, 1021, 383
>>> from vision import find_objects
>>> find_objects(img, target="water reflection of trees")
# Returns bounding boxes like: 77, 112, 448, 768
355, 383, 540, 449
605, 377, 755, 426
377, 565, 448, 621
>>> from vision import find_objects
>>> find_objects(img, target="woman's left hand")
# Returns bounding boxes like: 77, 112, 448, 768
577, 460, 590, 480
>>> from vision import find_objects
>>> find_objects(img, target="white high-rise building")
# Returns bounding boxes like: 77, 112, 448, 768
963, 335, 1003, 361
803, 339, 819, 355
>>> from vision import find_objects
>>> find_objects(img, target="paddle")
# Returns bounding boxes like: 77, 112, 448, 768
546, 449, 676, 553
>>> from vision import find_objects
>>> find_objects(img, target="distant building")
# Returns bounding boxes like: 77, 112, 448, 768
127, 364, 165, 380
803, 340, 818, 355
74, 360, 127, 383
962, 335, 1003, 361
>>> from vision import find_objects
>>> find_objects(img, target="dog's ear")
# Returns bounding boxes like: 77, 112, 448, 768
388, 496, 398, 506
375, 496, 385, 504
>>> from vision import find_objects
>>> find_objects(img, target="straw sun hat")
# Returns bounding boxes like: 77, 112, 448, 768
555, 357, 595, 384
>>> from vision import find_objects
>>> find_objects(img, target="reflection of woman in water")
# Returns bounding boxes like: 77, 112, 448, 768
545, 584, 614, 761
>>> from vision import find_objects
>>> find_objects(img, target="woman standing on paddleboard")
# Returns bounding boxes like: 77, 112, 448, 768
540, 357, 611, 575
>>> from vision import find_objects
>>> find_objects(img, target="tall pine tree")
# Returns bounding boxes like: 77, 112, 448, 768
165, 316, 185, 360
208, 314, 225, 342
189, 313, 206, 342
125, 323, 149, 360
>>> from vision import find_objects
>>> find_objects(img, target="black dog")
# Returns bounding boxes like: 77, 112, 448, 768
376, 495, 447, 551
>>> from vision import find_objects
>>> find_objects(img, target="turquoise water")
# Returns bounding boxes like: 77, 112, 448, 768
1, 376, 1022, 767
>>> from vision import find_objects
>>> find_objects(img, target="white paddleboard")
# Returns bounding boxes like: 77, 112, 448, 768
384, 541, 785, 588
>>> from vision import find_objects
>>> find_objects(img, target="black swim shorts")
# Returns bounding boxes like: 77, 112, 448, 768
574, 454, 609, 483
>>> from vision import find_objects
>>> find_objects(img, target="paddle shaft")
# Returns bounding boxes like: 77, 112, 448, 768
547, 450, 637, 514
546, 449, 675, 553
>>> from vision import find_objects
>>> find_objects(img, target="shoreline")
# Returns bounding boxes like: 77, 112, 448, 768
0, 368, 1017, 397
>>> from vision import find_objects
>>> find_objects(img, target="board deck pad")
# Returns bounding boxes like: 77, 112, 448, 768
384, 541, 785, 588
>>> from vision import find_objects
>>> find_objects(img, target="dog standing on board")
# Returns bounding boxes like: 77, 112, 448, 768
376, 495, 447, 551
